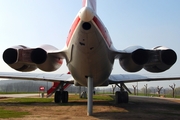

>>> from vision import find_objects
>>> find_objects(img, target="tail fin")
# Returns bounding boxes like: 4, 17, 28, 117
82, 0, 96, 13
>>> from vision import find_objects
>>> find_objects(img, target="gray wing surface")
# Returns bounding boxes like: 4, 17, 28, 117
108, 74, 180, 84
1, 72, 180, 85
0, 72, 74, 83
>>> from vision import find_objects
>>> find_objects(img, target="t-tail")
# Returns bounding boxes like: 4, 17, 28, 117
82, 0, 96, 13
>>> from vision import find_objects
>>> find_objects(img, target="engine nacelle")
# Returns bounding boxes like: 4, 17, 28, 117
144, 46, 177, 72
3, 45, 37, 72
119, 46, 149, 72
32, 45, 63, 72
3, 45, 63, 72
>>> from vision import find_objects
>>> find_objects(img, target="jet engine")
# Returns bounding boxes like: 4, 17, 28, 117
3, 45, 63, 72
144, 46, 177, 72
119, 46, 149, 72
3, 45, 37, 72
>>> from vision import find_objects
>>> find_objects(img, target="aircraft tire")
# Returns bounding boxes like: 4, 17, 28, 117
115, 91, 129, 104
62, 91, 68, 103
122, 91, 129, 103
54, 91, 61, 103
115, 91, 122, 104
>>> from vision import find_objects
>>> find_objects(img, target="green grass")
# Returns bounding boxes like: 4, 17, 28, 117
93, 95, 114, 101
1, 95, 113, 103
2, 98, 54, 104
0, 108, 30, 118
0, 95, 114, 104
133, 93, 180, 98
68, 94, 114, 101
69, 95, 82, 100
0, 92, 39, 94
0, 94, 113, 118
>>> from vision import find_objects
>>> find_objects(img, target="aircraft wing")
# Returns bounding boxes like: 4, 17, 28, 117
108, 74, 180, 84
0, 72, 74, 83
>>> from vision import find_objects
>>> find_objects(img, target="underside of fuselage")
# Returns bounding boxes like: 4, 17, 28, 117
66, 19, 114, 87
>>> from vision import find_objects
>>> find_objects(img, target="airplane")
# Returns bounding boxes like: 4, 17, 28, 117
0, 0, 180, 116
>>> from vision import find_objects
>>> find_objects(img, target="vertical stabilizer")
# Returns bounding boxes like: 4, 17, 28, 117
82, 0, 96, 13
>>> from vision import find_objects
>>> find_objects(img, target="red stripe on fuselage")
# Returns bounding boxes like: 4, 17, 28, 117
66, 17, 80, 47
93, 16, 112, 47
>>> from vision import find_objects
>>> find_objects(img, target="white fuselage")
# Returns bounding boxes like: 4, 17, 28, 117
65, 7, 115, 87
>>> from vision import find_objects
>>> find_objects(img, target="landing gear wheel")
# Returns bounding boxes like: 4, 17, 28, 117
115, 91, 129, 104
115, 91, 121, 104
54, 91, 61, 103
62, 91, 68, 103
54, 91, 69, 103
122, 91, 129, 103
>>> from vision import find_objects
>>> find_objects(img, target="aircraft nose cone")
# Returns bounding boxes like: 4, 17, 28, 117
79, 7, 94, 22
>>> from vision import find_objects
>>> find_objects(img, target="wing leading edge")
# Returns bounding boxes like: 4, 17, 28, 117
0, 72, 74, 84
108, 74, 180, 84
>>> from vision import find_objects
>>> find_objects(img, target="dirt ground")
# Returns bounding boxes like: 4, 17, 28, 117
0, 96, 180, 120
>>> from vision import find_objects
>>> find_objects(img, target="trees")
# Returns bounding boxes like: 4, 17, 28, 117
175, 87, 180, 96
144, 84, 148, 96
157, 86, 163, 97
132, 85, 137, 95
169, 83, 176, 98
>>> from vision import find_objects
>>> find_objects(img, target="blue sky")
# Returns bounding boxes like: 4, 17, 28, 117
0, 0, 180, 89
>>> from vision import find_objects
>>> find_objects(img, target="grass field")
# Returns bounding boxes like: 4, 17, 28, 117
0, 92, 39, 94
0, 107, 30, 118
0, 94, 180, 119
132, 92, 180, 98
0, 94, 180, 120
0, 94, 113, 119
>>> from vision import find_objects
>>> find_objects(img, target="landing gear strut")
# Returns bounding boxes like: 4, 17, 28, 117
54, 82, 69, 103
87, 77, 93, 116
115, 82, 131, 104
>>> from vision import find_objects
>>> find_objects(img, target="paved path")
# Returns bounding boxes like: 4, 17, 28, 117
130, 95, 180, 104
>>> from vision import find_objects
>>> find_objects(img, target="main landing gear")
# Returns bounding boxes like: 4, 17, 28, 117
115, 82, 131, 104
54, 82, 69, 103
